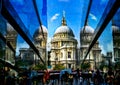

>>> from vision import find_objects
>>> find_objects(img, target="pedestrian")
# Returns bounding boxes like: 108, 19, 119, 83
114, 70, 120, 85
69, 73, 73, 85
43, 70, 50, 84
76, 68, 80, 79
93, 69, 103, 85
106, 68, 114, 85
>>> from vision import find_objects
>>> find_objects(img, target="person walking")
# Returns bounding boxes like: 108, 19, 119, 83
106, 68, 114, 85
93, 69, 103, 85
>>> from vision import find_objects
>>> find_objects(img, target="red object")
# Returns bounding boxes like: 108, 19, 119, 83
43, 70, 50, 83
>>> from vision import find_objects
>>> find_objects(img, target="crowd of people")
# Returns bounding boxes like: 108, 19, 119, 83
0, 67, 120, 85
75, 68, 120, 85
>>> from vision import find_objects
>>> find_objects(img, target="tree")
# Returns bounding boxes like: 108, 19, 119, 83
114, 61, 120, 70
32, 64, 47, 70
99, 63, 108, 71
99, 60, 108, 71
15, 60, 32, 67
81, 62, 90, 70
0, 63, 3, 69
53, 64, 65, 70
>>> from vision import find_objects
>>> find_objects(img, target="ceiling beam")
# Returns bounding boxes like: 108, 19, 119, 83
83, 0, 93, 33
1, 0, 45, 65
32, 0, 45, 39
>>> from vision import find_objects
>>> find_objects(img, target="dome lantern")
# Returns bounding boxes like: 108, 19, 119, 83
54, 11, 75, 37
61, 11, 67, 26
81, 20, 94, 34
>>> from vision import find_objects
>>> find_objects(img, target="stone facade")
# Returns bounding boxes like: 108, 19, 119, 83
6, 23, 18, 64
50, 13, 78, 69
112, 21, 120, 62
80, 22, 101, 70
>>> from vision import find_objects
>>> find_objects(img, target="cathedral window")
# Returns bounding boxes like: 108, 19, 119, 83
68, 52, 71, 58
55, 53, 58, 60
61, 42, 63, 46
61, 52, 63, 58
68, 64, 71, 68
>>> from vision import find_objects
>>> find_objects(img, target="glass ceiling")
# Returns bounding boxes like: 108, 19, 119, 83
0, 0, 120, 64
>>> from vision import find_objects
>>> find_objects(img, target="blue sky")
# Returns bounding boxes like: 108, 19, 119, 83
9, 0, 114, 56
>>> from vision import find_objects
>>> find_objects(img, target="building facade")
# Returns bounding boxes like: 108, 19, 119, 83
33, 25, 48, 64
80, 22, 102, 70
50, 13, 78, 69
112, 21, 120, 62
19, 25, 48, 65
6, 23, 18, 64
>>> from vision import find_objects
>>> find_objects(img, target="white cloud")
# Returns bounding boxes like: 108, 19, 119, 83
50, 13, 60, 22
89, 13, 97, 21
59, 0, 69, 2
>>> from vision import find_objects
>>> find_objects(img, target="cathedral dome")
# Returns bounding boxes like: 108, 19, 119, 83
112, 25, 120, 33
35, 25, 48, 34
33, 25, 48, 37
33, 25, 48, 39
7, 23, 15, 33
54, 12, 74, 37
54, 25, 74, 37
81, 25, 94, 34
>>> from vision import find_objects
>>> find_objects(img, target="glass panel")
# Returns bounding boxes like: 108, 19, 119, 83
0, 0, 120, 71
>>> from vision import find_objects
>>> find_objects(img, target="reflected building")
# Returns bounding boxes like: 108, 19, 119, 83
0, 16, 6, 59
19, 48, 34, 65
112, 21, 120, 62
19, 15, 103, 70
6, 23, 18, 64
33, 25, 48, 64
19, 25, 48, 65
80, 22, 102, 70
50, 13, 78, 69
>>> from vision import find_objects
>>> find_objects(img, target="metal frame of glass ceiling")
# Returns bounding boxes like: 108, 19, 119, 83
0, 0, 120, 69
1, 0, 45, 65
81, 0, 120, 65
